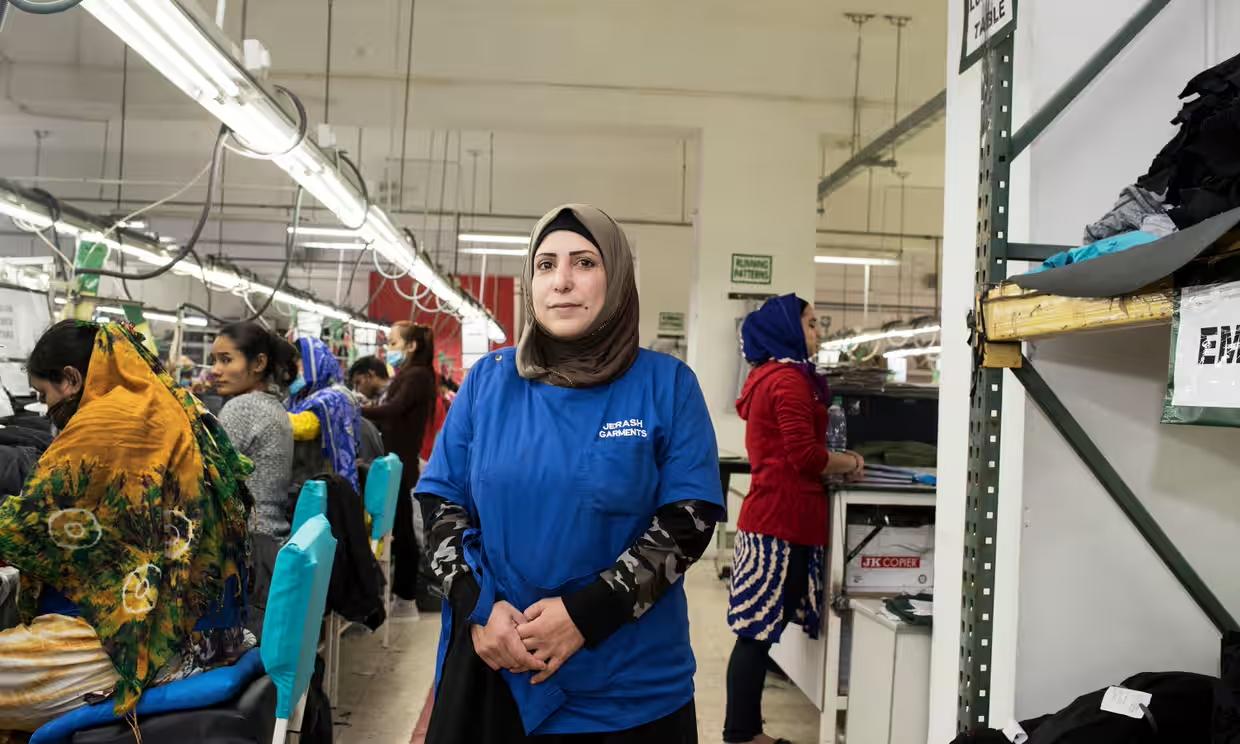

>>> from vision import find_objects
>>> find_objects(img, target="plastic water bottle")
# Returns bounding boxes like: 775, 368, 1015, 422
827, 396, 848, 451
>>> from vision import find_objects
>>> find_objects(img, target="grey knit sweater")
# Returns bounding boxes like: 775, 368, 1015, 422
220, 391, 295, 539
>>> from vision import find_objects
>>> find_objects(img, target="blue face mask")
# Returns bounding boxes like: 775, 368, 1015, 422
288, 376, 307, 396
387, 349, 406, 368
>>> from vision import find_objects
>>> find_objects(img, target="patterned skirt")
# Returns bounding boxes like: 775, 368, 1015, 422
727, 530, 824, 643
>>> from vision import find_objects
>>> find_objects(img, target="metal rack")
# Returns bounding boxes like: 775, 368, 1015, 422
956, 0, 1240, 732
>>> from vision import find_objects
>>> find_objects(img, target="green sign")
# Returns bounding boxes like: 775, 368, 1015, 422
657, 311, 686, 336
731, 254, 773, 285
74, 240, 110, 295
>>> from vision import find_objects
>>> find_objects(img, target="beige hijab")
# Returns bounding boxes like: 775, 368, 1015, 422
515, 204, 640, 387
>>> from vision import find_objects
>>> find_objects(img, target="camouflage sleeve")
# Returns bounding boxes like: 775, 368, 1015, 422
563, 499, 721, 648
425, 496, 472, 597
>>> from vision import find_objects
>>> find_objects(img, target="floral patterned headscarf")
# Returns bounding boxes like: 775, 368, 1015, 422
0, 322, 251, 714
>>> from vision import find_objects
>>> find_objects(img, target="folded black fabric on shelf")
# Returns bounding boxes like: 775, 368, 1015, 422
947, 671, 1214, 744
1140, 50, 1240, 230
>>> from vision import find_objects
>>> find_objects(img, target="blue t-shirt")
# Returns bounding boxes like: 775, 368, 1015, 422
417, 347, 723, 735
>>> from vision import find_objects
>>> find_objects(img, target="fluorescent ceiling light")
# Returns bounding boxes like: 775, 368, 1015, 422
821, 324, 941, 351
815, 255, 900, 267
459, 233, 529, 245
0, 180, 381, 333
884, 346, 942, 359
146, 311, 208, 327
300, 241, 368, 251
0, 256, 55, 266
80, 0, 504, 344
116, 219, 147, 230
289, 225, 363, 238
95, 306, 126, 315
459, 246, 528, 257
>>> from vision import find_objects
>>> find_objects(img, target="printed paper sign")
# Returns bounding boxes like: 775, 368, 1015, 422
960, 0, 1018, 72
731, 254, 773, 285
1171, 282, 1240, 408
1100, 686, 1152, 719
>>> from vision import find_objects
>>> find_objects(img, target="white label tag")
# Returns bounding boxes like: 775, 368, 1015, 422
1001, 720, 1028, 743
1100, 686, 1152, 719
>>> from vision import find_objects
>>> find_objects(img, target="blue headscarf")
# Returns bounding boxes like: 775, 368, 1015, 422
288, 336, 362, 490
741, 294, 829, 402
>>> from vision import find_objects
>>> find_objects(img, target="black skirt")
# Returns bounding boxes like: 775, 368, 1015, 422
426, 578, 698, 744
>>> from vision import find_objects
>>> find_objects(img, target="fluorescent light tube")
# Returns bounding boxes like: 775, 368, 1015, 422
821, 324, 941, 351
146, 311, 209, 327
883, 346, 942, 359
814, 255, 900, 267
459, 233, 530, 245
459, 247, 528, 257
80, 0, 504, 342
288, 225, 363, 238
300, 241, 368, 251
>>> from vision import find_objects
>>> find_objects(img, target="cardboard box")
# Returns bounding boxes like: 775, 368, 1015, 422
845, 524, 934, 595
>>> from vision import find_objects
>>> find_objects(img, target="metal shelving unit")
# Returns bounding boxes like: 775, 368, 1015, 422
958, 0, 1239, 732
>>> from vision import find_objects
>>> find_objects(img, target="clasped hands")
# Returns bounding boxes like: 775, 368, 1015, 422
470, 597, 584, 685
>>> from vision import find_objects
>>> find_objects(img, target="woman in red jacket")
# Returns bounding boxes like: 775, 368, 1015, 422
723, 294, 863, 744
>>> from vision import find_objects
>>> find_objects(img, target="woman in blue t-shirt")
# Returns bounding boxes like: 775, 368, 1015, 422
418, 204, 724, 743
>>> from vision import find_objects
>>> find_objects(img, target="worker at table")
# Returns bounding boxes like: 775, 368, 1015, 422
723, 294, 864, 744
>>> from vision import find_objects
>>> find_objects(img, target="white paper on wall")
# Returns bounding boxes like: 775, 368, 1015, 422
1172, 281, 1240, 408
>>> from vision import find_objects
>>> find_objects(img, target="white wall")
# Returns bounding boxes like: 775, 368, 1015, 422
934, 1, 1240, 740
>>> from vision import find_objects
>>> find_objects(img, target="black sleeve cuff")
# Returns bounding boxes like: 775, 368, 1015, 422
449, 572, 481, 619
563, 578, 632, 648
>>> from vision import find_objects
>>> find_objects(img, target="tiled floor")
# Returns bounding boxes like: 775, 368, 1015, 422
334, 567, 821, 743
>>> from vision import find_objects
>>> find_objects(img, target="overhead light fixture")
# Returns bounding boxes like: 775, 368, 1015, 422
458, 233, 529, 245
814, 255, 900, 267
95, 306, 126, 315
116, 219, 147, 230
158, 235, 178, 244
821, 323, 941, 351
146, 311, 209, 327
1, 179, 383, 333
80, 0, 505, 344
288, 225, 363, 238
883, 346, 942, 359
300, 241, 368, 251
459, 246, 528, 257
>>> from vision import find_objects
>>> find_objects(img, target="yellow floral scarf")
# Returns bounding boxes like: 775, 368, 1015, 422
0, 323, 251, 714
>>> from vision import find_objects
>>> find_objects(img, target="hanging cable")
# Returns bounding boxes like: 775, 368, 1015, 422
6, 0, 84, 13
221, 85, 309, 160
371, 245, 411, 280
99, 160, 212, 243
77, 125, 229, 281
242, 186, 304, 322
335, 151, 369, 230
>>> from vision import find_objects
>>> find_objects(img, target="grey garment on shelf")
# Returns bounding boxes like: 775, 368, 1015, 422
1083, 185, 1177, 243
219, 391, 295, 540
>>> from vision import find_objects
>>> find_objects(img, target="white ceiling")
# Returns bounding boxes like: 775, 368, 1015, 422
0, 0, 949, 301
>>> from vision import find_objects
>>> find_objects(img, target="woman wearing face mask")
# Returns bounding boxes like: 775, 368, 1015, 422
361, 321, 437, 617
418, 205, 723, 743
211, 322, 297, 638
0, 320, 250, 731
722, 295, 865, 744
286, 336, 363, 493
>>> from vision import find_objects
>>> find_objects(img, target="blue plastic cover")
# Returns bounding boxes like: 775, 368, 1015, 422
363, 454, 403, 541
30, 648, 264, 744
290, 480, 327, 535
260, 514, 336, 720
